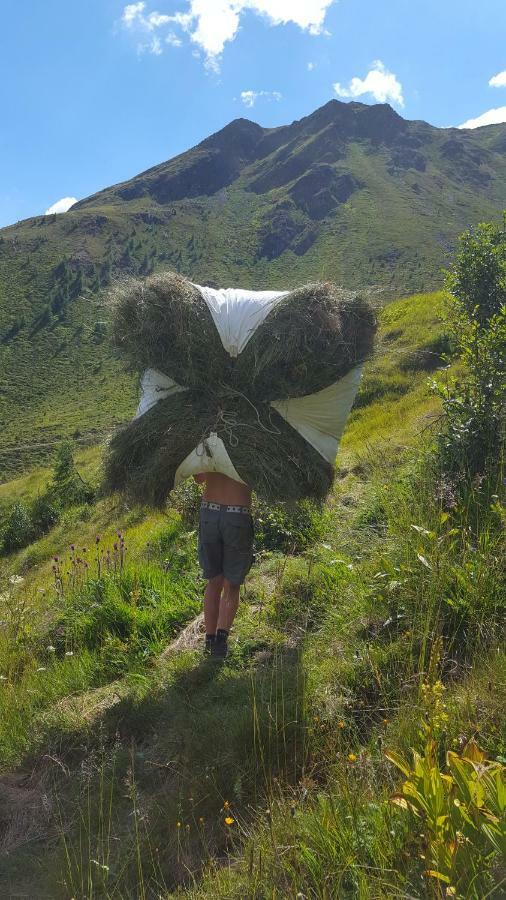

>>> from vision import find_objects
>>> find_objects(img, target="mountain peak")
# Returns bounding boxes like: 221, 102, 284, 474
201, 116, 265, 152
298, 98, 407, 142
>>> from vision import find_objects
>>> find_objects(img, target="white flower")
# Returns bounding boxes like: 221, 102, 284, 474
47, 646, 56, 653
65, 651, 74, 657
37, 667, 47, 672
9, 575, 24, 584
91, 860, 109, 871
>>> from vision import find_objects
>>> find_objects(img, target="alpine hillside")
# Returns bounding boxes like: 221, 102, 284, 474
1, 98, 505, 477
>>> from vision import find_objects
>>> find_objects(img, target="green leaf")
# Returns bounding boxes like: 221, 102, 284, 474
384, 748, 411, 777
481, 822, 506, 856
425, 870, 451, 884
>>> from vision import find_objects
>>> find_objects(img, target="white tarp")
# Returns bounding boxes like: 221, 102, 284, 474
135, 367, 187, 419
270, 366, 363, 464
195, 284, 289, 357
174, 431, 246, 485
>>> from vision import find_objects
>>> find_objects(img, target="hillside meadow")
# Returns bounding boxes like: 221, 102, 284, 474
0, 284, 504, 899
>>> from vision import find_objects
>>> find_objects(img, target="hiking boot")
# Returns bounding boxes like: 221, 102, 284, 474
211, 630, 229, 659
204, 634, 216, 655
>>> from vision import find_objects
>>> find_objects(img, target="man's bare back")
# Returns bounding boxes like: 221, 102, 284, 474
197, 472, 252, 508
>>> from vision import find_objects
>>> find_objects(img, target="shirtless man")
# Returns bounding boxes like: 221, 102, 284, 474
194, 472, 254, 658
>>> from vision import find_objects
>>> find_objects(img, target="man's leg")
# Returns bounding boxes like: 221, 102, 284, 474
216, 579, 240, 633
204, 574, 224, 637
213, 580, 241, 657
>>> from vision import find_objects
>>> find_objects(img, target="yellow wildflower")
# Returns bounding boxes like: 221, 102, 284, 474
224, 816, 235, 826
348, 753, 357, 762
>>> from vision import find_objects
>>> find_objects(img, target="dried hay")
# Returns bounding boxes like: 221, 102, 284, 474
104, 389, 334, 506
105, 271, 376, 505
235, 283, 376, 400
108, 271, 230, 387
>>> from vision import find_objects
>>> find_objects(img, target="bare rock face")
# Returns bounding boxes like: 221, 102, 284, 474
388, 148, 427, 173
257, 202, 305, 260
439, 137, 492, 185
290, 167, 362, 219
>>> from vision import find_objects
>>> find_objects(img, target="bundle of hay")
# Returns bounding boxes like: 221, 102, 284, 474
105, 271, 376, 506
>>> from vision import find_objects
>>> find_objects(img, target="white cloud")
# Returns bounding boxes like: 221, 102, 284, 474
149, 35, 163, 54
240, 89, 282, 107
122, 3, 179, 53
120, 1, 335, 66
307, 61, 316, 71
458, 106, 506, 129
122, 2, 146, 26
333, 60, 404, 108
45, 197, 77, 215
166, 32, 183, 46
147, 11, 171, 27
245, 0, 334, 35
489, 70, 506, 88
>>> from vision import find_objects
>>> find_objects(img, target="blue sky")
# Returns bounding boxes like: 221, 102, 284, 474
1, 0, 505, 228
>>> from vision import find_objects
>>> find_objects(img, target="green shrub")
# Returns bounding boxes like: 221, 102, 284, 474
2, 501, 33, 552
437, 217, 506, 480
30, 493, 60, 534
168, 477, 202, 527
49, 440, 95, 508
253, 498, 325, 554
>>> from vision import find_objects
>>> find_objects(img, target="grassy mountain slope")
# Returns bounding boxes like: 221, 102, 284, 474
0, 289, 504, 898
1, 100, 506, 478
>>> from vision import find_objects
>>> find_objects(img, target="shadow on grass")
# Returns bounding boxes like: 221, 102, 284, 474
0, 643, 307, 900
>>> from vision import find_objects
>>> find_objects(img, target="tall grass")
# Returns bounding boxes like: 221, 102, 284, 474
0, 528, 202, 769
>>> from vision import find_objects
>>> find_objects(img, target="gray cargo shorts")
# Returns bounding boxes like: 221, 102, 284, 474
198, 501, 254, 586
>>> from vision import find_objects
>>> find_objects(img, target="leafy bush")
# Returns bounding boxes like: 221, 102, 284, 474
49, 441, 95, 508
0, 441, 95, 556
253, 498, 325, 554
2, 501, 33, 553
30, 493, 60, 534
436, 217, 506, 479
167, 477, 202, 527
